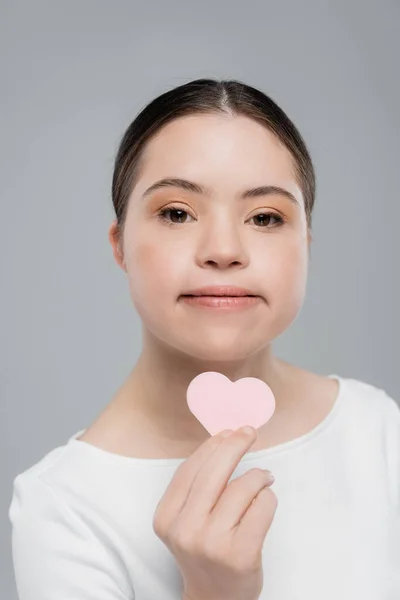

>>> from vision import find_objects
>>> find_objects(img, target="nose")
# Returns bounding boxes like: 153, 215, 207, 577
195, 218, 250, 269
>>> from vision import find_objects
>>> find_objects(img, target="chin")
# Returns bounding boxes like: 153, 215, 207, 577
169, 330, 273, 363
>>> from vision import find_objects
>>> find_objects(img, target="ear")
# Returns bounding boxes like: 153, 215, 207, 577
108, 220, 126, 272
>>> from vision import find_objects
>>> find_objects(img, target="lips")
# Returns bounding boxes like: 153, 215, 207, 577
185, 294, 254, 297
182, 294, 261, 308
183, 285, 257, 297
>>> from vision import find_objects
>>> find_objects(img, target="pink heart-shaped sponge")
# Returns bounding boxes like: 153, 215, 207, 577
186, 371, 276, 436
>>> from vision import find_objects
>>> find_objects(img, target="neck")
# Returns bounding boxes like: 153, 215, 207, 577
116, 328, 295, 445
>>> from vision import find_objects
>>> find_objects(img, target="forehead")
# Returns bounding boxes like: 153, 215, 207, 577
133, 114, 302, 203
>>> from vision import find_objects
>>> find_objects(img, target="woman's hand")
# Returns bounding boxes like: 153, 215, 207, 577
152, 426, 277, 600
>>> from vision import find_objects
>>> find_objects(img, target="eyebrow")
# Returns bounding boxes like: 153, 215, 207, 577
141, 177, 299, 205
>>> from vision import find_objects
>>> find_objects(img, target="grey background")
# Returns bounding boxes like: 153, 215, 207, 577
2, 0, 399, 597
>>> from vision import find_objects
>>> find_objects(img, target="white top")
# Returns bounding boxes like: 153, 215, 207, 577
8, 375, 400, 600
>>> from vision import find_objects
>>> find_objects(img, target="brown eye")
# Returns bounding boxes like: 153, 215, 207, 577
251, 213, 283, 227
157, 206, 194, 226
165, 208, 189, 223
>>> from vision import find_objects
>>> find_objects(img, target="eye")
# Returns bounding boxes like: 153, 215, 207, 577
157, 206, 286, 229
250, 212, 285, 228
157, 206, 194, 226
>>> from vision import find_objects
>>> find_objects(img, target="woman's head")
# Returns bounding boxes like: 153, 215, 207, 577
109, 78, 316, 361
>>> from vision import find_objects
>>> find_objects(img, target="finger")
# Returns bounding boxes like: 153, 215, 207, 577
179, 427, 258, 522
153, 429, 233, 527
207, 468, 274, 532
233, 486, 278, 551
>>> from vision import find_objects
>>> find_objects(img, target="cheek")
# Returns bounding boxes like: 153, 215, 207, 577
125, 241, 181, 310
262, 237, 309, 307
136, 242, 160, 274
247, 237, 308, 340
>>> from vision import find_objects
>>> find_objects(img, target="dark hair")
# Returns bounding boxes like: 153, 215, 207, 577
112, 78, 316, 249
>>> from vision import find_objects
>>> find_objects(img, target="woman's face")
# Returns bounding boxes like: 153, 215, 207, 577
110, 113, 311, 360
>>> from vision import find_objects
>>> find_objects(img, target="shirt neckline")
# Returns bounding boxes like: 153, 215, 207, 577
67, 374, 345, 467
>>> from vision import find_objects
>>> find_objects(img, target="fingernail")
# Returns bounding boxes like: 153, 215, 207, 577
241, 426, 256, 436
220, 429, 234, 437
264, 470, 275, 483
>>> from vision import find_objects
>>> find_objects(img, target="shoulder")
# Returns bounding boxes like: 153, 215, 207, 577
339, 375, 400, 421
304, 369, 400, 445
8, 430, 100, 537
9, 438, 77, 530
8, 439, 134, 599
336, 375, 400, 442
341, 376, 400, 502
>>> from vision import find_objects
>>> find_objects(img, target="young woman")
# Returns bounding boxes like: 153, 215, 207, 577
9, 78, 400, 600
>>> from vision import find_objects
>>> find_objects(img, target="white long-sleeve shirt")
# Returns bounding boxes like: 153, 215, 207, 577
8, 375, 400, 600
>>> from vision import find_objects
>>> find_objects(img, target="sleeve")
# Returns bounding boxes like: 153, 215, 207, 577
381, 390, 400, 513
380, 390, 400, 598
8, 474, 134, 600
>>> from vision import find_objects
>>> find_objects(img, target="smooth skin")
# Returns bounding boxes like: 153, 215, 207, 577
153, 426, 277, 600
98, 113, 337, 463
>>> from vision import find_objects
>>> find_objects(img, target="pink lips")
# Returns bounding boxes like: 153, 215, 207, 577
183, 285, 258, 297
181, 295, 261, 310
